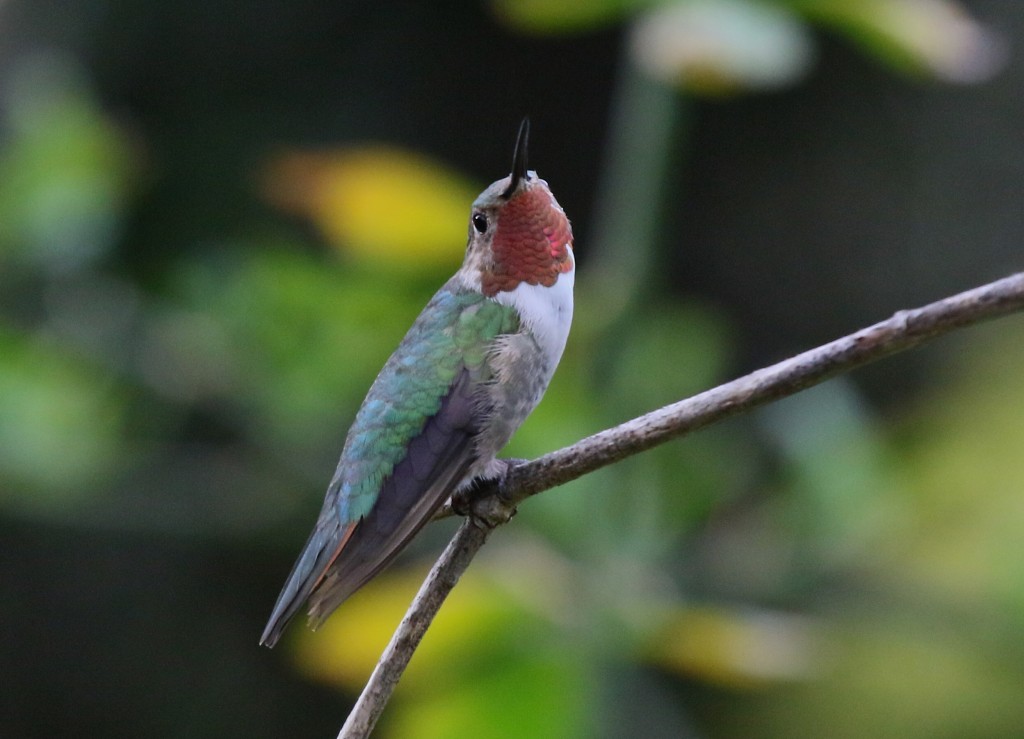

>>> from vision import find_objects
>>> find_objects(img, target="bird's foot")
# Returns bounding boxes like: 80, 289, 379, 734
452, 458, 527, 529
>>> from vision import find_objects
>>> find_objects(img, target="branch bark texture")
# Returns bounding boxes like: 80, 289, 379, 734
339, 272, 1024, 739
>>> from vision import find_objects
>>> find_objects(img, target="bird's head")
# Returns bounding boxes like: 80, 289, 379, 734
462, 119, 574, 297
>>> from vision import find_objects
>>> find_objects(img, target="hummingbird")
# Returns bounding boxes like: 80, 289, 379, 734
260, 120, 574, 648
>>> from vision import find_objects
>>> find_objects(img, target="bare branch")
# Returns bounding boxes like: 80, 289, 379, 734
337, 519, 491, 738
339, 272, 1024, 738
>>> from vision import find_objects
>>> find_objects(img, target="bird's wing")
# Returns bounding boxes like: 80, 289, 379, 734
259, 367, 482, 647
306, 366, 481, 626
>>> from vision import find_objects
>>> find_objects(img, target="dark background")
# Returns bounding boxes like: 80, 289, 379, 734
1, 1, 1022, 737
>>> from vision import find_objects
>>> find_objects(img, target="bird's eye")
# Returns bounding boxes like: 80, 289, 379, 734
472, 213, 488, 234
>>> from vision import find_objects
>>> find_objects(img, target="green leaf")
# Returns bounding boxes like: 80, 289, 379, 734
790, 0, 1005, 82
0, 53, 134, 271
0, 326, 126, 507
491, 0, 642, 34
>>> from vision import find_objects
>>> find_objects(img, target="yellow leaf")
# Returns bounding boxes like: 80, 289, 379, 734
263, 147, 479, 268
290, 562, 516, 691
650, 605, 823, 689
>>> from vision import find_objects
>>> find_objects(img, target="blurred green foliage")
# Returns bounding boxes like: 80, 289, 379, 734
0, 0, 1021, 737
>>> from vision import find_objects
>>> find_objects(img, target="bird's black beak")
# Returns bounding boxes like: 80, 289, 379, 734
502, 117, 530, 199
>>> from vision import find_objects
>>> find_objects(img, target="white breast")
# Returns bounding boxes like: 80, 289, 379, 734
494, 249, 575, 369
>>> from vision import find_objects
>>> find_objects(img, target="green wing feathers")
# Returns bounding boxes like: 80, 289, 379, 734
333, 283, 519, 522
259, 282, 519, 647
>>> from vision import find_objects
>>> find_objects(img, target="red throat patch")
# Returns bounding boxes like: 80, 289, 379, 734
481, 186, 574, 297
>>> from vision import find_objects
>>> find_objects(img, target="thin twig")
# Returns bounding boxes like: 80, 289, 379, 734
339, 272, 1024, 738
337, 519, 491, 737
